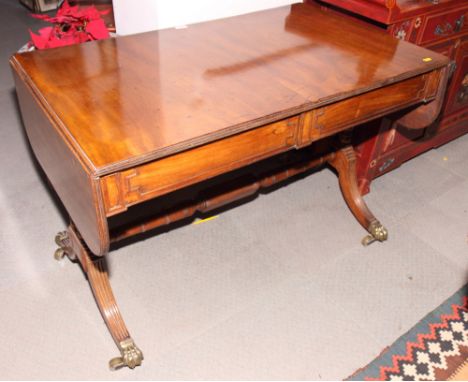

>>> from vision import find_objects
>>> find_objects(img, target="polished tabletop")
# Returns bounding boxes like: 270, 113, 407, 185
12, 2, 447, 174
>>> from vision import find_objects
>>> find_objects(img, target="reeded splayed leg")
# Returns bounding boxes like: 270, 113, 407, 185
54, 226, 144, 370
328, 144, 388, 246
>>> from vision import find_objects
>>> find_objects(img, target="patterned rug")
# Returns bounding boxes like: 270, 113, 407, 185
347, 285, 468, 381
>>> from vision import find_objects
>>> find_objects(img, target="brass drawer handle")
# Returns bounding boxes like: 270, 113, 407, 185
434, 15, 465, 36
454, 15, 465, 33
379, 158, 395, 173
434, 22, 453, 36
457, 74, 468, 104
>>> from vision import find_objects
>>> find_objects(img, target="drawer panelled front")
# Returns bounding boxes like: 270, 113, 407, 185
300, 72, 435, 144
420, 8, 468, 45
101, 117, 299, 215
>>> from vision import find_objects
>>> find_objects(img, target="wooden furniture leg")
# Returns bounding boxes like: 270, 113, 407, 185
55, 226, 144, 370
328, 143, 388, 246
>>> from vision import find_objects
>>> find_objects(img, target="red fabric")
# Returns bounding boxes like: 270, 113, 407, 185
29, 0, 110, 49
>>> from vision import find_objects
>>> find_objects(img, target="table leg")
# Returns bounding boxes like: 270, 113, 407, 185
328, 145, 388, 246
55, 227, 144, 370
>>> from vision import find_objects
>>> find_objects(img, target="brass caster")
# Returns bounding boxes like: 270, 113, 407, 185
109, 338, 144, 371
362, 234, 378, 246
54, 248, 66, 261
54, 231, 76, 261
55, 231, 69, 247
362, 220, 388, 246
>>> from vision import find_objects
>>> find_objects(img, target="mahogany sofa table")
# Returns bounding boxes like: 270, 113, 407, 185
11, 2, 448, 370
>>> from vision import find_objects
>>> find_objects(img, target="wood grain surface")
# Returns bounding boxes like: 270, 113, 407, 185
12, 70, 109, 255
11, 2, 447, 175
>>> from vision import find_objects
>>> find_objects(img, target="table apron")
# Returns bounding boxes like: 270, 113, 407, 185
101, 69, 441, 217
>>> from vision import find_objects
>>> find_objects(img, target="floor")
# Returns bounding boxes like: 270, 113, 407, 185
1, 1, 467, 380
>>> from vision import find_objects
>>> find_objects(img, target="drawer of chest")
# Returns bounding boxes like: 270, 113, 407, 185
445, 39, 468, 115
100, 117, 299, 216
420, 8, 468, 45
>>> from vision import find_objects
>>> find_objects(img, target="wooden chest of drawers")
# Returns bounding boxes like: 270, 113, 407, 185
310, 0, 468, 193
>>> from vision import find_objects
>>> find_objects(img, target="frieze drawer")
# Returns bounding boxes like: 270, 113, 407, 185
101, 117, 299, 215
300, 72, 438, 143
